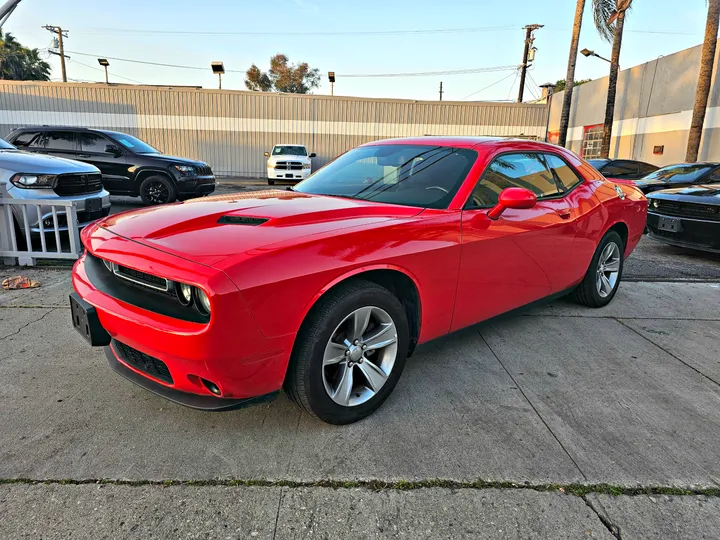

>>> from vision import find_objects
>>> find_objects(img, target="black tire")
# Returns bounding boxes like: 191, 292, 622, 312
573, 230, 624, 308
139, 175, 177, 205
267, 178, 275, 186
284, 280, 410, 424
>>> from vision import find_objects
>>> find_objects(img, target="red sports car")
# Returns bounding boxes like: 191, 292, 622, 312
70, 137, 647, 424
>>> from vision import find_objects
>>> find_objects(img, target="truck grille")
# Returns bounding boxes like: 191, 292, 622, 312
652, 201, 720, 222
113, 340, 173, 384
275, 161, 303, 171
54, 173, 103, 196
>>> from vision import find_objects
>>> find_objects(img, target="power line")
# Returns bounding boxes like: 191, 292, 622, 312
506, 70, 520, 101
525, 71, 541, 101
67, 57, 142, 84
461, 70, 519, 100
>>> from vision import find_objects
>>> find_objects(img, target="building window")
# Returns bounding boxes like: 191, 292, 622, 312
581, 124, 604, 159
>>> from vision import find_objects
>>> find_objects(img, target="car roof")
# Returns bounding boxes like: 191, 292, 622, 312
658, 162, 720, 168
360, 136, 564, 151
10, 125, 126, 137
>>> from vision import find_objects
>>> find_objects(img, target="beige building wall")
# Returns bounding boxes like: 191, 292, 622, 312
0, 82, 548, 177
548, 38, 720, 165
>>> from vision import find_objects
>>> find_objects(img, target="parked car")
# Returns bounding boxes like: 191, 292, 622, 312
0, 138, 110, 249
646, 184, 720, 253
265, 144, 316, 185
631, 162, 720, 194
69, 137, 646, 424
587, 158, 659, 186
5, 127, 215, 205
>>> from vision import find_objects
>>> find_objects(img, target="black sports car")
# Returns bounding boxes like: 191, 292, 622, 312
646, 184, 720, 253
634, 162, 720, 194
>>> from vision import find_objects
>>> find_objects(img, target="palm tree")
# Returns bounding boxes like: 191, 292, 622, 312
558, 0, 586, 148
686, 0, 720, 162
0, 30, 51, 81
592, 0, 633, 158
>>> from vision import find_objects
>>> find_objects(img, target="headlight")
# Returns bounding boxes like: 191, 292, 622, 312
651, 200, 659, 209
10, 173, 57, 189
194, 288, 211, 315
303, 163, 311, 170
174, 165, 195, 176
176, 282, 193, 306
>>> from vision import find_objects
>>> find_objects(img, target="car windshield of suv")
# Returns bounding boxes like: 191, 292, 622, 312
641, 164, 713, 183
0, 138, 17, 150
108, 133, 160, 154
294, 144, 477, 209
273, 146, 307, 156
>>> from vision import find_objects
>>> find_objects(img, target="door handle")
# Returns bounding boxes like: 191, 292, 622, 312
556, 208, 572, 219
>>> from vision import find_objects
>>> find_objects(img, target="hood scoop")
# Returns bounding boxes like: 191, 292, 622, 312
217, 215, 269, 226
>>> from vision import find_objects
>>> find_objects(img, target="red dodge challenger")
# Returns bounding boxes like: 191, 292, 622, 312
70, 137, 647, 424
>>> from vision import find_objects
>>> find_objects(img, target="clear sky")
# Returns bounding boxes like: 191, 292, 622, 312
4, 0, 710, 102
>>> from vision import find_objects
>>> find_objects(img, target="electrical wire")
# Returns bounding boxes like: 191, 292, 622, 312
461, 71, 519, 100
67, 57, 143, 84
506, 70, 520, 101
525, 71, 542, 101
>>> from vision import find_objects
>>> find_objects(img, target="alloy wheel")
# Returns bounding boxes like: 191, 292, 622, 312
322, 306, 398, 407
144, 180, 170, 204
596, 241, 621, 298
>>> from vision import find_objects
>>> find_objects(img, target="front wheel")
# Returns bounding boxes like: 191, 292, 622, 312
139, 175, 177, 205
284, 280, 409, 424
573, 230, 624, 307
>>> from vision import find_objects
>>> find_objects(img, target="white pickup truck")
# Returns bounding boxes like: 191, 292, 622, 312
265, 144, 316, 185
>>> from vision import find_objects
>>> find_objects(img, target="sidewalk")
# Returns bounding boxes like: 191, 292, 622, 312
1, 269, 719, 538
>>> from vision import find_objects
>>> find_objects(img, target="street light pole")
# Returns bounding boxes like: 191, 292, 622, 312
98, 58, 109, 84
580, 48, 612, 64
211, 62, 225, 90
328, 71, 335, 96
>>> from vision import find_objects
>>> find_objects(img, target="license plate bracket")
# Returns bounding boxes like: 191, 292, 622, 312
657, 216, 682, 233
70, 292, 111, 346
86, 198, 102, 213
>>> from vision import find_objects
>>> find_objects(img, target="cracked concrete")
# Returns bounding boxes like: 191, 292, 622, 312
1, 268, 720, 538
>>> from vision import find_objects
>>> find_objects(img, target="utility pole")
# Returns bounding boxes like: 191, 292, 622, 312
518, 24, 543, 103
439, 81, 444, 101
43, 25, 68, 82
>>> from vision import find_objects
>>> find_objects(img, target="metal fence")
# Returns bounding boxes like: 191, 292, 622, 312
0, 81, 549, 177
0, 186, 82, 266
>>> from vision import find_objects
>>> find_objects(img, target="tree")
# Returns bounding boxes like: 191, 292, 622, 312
554, 78, 591, 92
686, 0, 720, 162
592, 0, 633, 158
245, 54, 320, 94
558, 0, 587, 148
0, 31, 51, 81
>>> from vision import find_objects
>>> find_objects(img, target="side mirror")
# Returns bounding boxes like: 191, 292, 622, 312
105, 144, 121, 156
487, 187, 537, 220
309, 152, 316, 158
264, 151, 270, 157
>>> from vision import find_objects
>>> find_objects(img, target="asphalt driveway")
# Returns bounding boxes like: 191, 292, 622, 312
1, 266, 719, 538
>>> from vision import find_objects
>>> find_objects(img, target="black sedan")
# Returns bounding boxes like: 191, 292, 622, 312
634, 162, 720, 194
587, 158, 658, 184
646, 185, 720, 253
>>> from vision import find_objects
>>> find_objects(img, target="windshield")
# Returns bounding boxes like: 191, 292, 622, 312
273, 145, 307, 156
641, 164, 713, 183
588, 159, 609, 169
0, 138, 17, 150
294, 144, 477, 209
108, 133, 160, 154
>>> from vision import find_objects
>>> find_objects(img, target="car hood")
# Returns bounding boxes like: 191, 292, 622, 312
647, 184, 720, 204
139, 154, 208, 167
0, 150, 99, 174
99, 190, 423, 267
267, 154, 311, 164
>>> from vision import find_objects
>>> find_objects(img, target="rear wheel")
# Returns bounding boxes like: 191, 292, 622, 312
284, 280, 409, 424
573, 230, 624, 307
139, 175, 177, 205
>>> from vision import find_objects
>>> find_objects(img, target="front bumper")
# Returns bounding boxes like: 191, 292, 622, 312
267, 168, 311, 182
71, 225, 295, 407
646, 212, 720, 253
176, 175, 216, 196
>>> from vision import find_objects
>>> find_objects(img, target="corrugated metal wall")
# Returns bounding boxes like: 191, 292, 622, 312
0, 81, 548, 177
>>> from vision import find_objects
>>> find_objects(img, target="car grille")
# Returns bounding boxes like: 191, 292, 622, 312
652, 201, 720, 222
113, 340, 173, 384
54, 173, 104, 196
114, 264, 170, 292
275, 161, 303, 171
196, 165, 213, 176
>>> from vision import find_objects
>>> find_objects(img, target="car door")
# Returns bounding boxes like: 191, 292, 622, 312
39, 131, 78, 160
76, 131, 131, 193
451, 152, 580, 331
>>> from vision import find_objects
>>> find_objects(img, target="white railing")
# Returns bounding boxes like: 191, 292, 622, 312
0, 186, 82, 266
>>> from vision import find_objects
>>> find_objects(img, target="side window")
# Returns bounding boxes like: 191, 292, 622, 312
44, 131, 76, 151
12, 131, 43, 148
637, 163, 658, 176
709, 168, 720, 181
543, 154, 584, 191
78, 132, 112, 153
602, 161, 639, 178
467, 153, 562, 208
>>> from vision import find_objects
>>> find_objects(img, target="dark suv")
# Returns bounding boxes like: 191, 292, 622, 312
5, 127, 215, 204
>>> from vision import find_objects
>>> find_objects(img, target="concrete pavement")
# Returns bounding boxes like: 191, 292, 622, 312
1, 269, 720, 538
